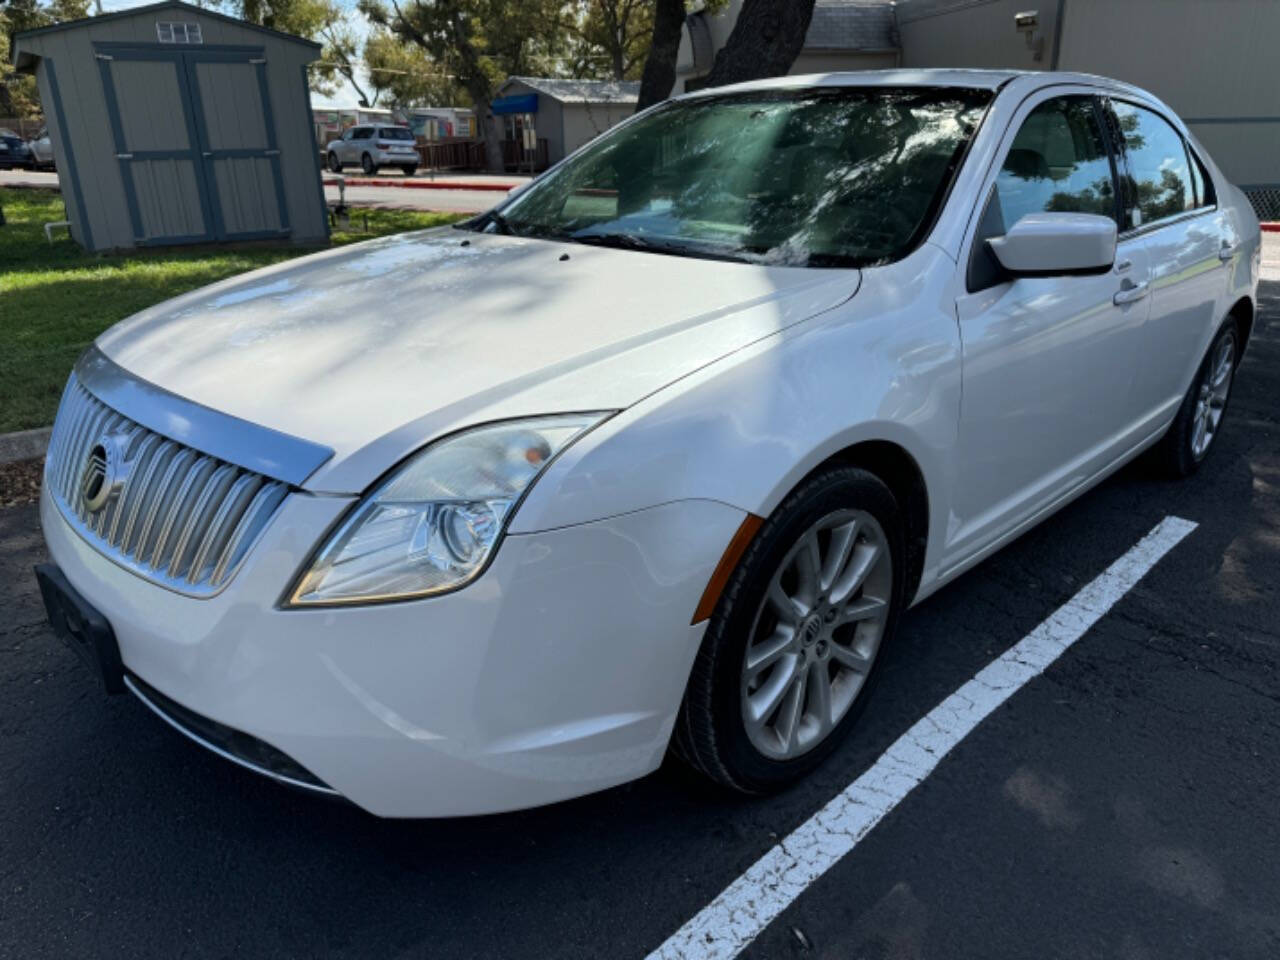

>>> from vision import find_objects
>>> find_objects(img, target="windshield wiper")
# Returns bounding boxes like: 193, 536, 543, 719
568, 231, 663, 252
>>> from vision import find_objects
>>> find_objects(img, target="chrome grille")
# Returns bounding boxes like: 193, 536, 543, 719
45, 375, 290, 596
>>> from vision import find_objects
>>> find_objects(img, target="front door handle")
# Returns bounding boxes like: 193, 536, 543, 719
1113, 280, 1149, 305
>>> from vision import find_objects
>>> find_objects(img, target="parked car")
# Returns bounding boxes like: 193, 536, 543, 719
28, 127, 55, 169
36, 70, 1259, 817
0, 133, 36, 170
325, 124, 419, 175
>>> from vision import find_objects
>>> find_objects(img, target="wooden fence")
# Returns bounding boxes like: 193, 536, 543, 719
416, 137, 549, 173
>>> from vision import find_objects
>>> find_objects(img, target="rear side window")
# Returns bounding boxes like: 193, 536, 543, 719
378, 128, 414, 140
1110, 101, 1194, 228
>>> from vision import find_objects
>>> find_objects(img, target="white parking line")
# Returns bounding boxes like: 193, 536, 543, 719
648, 515, 1198, 960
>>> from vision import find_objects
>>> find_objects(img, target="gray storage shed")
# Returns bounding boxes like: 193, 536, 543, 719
12, 0, 328, 251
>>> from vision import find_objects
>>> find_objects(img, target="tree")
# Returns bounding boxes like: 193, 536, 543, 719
1, 0, 90, 119
314, 15, 381, 106
634, 0, 727, 111
703, 0, 815, 88
359, 0, 569, 172
567, 0, 650, 81
363, 28, 466, 109
634, 0, 683, 110
209, 0, 340, 94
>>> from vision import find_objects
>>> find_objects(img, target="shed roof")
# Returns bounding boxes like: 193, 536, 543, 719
12, 0, 321, 70
502, 76, 640, 105
805, 0, 899, 52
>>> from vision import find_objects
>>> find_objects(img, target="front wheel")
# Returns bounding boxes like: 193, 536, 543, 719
1155, 317, 1239, 477
327, 152, 342, 173
673, 466, 905, 794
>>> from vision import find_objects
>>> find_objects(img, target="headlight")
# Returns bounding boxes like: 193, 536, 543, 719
287, 414, 608, 606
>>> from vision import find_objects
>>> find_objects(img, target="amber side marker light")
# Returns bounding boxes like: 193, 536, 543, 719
691, 513, 764, 624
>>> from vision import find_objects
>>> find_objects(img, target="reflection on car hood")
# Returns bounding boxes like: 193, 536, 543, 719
97, 228, 859, 492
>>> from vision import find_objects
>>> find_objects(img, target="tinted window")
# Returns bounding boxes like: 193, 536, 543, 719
1111, 101, 1193, 227
378, 127, 414, 140
353, 127, 373, 140
993, 96, 1116, 229
481, 87, 992, 268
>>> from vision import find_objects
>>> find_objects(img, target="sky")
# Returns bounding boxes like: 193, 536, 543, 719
96, 0, 373, 108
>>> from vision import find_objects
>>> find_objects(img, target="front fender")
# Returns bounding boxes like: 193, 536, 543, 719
512, 246, 964, 594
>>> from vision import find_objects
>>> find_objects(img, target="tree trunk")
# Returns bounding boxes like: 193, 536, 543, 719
473, 95, 506, 174
704, 0, 817, 88
635, 0, 685, 111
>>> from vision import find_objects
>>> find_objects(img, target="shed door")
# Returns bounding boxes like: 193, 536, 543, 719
188, 55, 290, 240
98, 53, 214, 245
97, 47, 291, 246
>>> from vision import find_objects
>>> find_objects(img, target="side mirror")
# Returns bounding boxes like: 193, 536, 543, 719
987, 212, 1117, 276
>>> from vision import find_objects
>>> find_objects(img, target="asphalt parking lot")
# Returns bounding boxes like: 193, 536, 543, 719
2, 279, 1278, 959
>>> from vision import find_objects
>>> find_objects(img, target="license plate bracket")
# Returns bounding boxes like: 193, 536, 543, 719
34, 563, 125, 694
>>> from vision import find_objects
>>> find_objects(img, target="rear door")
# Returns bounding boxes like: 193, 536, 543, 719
1103, 98, 1231, 418
98, 48, 215, 245
187, 52, 290, 241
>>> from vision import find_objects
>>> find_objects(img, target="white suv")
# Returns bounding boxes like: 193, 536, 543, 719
325, 125, 419, 176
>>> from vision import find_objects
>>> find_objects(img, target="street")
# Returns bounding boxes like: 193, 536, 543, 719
1, 275, 1277, 957
0, 169, 515, 216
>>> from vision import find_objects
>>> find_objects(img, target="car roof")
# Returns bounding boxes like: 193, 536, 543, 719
676, 68, 1158, 103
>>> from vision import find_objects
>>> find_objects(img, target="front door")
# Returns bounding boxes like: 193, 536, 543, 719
946, 92, 1151, 566
98, 45, 291, 246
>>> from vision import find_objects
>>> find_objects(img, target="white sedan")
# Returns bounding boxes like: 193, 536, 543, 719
37, 70, 1260, 817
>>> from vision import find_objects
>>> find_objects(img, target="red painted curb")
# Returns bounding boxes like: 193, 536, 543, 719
1262, 222, 1280, 233
324, 176, 519, 192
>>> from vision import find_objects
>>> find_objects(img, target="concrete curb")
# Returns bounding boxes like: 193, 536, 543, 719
323, 176, 519, 192
0, 427, 52, 465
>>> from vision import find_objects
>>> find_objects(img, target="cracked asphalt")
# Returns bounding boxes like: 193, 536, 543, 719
2, 281, 1278, 959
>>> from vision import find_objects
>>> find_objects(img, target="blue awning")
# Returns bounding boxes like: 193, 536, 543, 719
492, 93, 538, 115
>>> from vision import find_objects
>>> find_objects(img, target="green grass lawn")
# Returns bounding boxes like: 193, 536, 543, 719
0, 189, 465, 433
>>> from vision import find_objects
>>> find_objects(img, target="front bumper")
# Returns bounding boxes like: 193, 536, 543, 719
41, 486, 743, 817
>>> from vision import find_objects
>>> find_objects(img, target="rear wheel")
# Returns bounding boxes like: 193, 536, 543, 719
673, 466, 905, 794
327, 151, 342, 173
400, 165, 418, 176
361, 153, 377, 175
1155, 317, 1239, 477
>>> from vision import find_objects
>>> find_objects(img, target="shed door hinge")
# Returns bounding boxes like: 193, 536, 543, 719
248, 57, 266, 64
95, 52, 114, 60
264, 149, 280, 156
116, 153, 133, 160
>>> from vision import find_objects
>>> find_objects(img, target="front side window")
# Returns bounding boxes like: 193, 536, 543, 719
1110, 100, 1193, 228
483, 87, 993, 268
993, 96, 1116, 229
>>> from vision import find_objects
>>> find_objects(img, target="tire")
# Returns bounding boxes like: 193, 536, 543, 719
401, 165, 418, 176
361, 153, 377, 175
1154, 316, 1239, 478
327, 152, 342, 173
673, 466, 906, 794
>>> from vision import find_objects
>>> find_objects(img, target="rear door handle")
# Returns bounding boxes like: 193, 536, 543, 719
1113, 280, 1149, 305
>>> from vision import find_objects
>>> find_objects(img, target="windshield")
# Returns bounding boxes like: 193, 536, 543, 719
379, 128, 414, 140
474, 87, 992, 267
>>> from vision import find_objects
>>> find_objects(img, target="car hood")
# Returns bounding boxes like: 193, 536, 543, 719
97, 229, 858, 493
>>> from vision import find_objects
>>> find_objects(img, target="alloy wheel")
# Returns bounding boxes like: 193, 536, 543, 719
740, 508, 893, 761
1191, 331, 1235, 459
